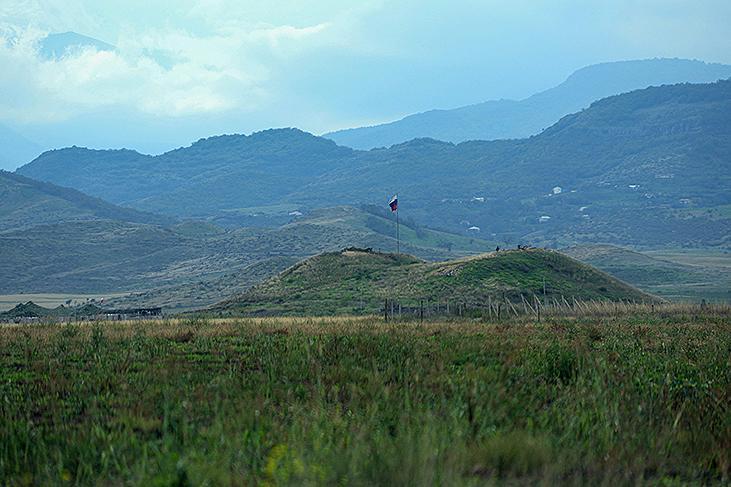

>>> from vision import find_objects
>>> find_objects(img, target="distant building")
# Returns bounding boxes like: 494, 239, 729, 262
471, 196, 485, 202
539, 215, 551, 223
552, 186, 562, 195
467, 226, 480, 232
288, 211, 303, 216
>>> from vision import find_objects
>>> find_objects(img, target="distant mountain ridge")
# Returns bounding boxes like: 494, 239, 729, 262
16, 79, 731, 248
324, 58, 731, 149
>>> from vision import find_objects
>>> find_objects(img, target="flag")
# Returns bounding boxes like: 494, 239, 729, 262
388, 194, 398, 212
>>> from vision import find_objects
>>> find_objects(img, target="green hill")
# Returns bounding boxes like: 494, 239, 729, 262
17, 80, 731, 247
212, 248, 655, 316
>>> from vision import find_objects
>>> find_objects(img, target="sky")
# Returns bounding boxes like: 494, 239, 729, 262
1, 0, 731, 161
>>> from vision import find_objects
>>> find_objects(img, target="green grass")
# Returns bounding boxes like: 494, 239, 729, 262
1, 312, 728, 484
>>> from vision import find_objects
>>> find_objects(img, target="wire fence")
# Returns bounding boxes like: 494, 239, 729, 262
379, 296, 731, 322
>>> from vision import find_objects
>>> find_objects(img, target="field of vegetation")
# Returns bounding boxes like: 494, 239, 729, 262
1, 308, 728, 484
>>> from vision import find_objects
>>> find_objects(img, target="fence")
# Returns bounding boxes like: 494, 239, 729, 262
381, 296, 731, 322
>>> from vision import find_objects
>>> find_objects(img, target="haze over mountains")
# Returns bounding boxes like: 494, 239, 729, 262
325, 59, 731, 149
18, 78, 731, 249
0, 125, 42, 172
3, 57, 730, 173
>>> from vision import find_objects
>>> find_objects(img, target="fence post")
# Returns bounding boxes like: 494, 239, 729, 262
506, 298, 518, 317
420, 300, 424, 323
384, 298, 388, 322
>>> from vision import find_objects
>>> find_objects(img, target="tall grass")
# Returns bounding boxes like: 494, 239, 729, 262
0, 313, 728, 484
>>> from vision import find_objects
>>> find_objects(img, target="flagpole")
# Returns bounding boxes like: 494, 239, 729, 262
396, 207, 400, 254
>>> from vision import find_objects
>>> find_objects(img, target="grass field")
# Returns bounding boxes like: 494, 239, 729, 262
1, 311, 729, 484
565, 245, 731, 304
645, 248, 731, 270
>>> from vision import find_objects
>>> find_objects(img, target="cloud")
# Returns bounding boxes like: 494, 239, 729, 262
1, 0, 729, 138
0, 20, 334, 122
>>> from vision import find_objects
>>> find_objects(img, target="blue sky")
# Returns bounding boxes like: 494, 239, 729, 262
1, 0, 730, 156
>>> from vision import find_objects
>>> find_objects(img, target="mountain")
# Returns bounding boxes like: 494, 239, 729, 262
16, 80, 731, 248
0, 206, 493, 309
211, 248, 656, 316
324, 59, 731, 149
565, 245, 731, 303
0, 124, 42, 171
38, 32, 115, 60
18, 130, 355, 223
0, 170, 171, 232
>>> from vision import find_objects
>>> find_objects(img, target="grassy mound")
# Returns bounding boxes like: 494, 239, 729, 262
213, 248, 655, 316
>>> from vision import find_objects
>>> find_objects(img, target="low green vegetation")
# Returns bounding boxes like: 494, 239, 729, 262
0, 312, 728, 484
